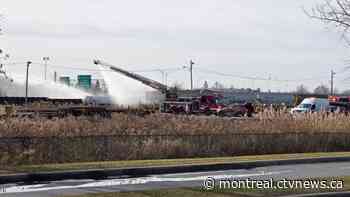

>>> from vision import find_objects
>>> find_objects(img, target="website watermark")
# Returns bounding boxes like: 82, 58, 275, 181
203, 177, 344, 191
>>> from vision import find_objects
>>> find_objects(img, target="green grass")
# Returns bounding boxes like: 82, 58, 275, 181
3, 152, 350, 174
60, 177, 350, 197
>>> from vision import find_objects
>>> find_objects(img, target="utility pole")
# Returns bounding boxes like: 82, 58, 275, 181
25, 61, 32, 105
268, 74, 272, 93
157, 70, 166, 85
165, 72, 168, 86
331, 70, 336, 96
54, 71, 57, 82
43, 57, 50, 81
190, 60, 194, 90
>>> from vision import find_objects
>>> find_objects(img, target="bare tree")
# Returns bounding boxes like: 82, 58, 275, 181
295, 84, 310, 94
170, 82, 184, 91
202, 81, 209, 89
314, 84, 330, 94
212, 81, 225, 90
307, 0, 350, 43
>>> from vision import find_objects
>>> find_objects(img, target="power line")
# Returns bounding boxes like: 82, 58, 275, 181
3, 62, 27, 66
195, 68, 268, 81
4, 61, 331, 84
40, 62, 183, 73
194, 68, 328, 82
5, 62, 183, 73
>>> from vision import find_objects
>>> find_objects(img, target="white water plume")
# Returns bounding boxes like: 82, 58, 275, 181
0, 73, 90, 99
98, 65, 155, 106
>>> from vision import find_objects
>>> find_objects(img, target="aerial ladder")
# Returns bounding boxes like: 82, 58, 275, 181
93, 60, 253, 116
93, 60, 177, 99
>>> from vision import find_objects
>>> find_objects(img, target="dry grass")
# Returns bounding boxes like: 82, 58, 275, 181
1, 110, 350, 165
0, 110, 349, 137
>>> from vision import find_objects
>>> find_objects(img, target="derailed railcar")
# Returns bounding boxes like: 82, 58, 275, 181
160, 95, 254, 117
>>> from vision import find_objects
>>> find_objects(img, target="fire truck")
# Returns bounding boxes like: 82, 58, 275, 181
93, 60, 254, 117
328, 96, 350, 113
160, 94, 254, 117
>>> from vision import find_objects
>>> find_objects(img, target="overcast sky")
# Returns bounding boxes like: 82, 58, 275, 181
1, 0, 350, 92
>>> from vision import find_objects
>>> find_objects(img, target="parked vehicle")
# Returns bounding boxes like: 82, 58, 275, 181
291, 97, 330, 113
328, 96, 350, 113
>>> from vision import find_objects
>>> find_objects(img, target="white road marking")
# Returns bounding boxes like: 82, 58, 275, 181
0, 170, 291, 194
340, 166, 350, 170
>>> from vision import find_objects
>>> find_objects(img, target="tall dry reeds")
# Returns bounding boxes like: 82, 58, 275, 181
0, 110, 350, 137
1, 110, 350, 165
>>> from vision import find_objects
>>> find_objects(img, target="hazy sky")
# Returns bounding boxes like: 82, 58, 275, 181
1, 0, 350, 92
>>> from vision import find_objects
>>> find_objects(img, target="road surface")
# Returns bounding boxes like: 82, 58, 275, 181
1, 161, 350, 197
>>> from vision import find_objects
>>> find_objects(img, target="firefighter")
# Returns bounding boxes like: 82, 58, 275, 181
244, 102, 255, 117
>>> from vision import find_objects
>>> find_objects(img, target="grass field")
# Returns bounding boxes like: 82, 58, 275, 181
2, 111, 350, 165
2, 111, 350, 137
3, 152, 350, 174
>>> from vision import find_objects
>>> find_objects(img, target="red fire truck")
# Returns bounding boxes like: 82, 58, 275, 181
94, 60, 254, 117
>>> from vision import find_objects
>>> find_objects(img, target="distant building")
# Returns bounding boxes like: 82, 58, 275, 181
146, 88, 295, 106
59, 76, 70, 86
77, 75, 92, 90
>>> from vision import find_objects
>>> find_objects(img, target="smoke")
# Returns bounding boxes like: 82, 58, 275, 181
0, 73, 90, 99
99, 65, 154, 106
0, 65, 158, 104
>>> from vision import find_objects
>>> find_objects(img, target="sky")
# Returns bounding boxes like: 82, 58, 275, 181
1, 0, 350, 92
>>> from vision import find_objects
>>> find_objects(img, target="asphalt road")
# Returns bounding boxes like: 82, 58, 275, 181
1, 161, 350, 197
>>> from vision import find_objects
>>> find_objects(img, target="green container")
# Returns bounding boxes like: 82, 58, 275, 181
78, 75, 92, 89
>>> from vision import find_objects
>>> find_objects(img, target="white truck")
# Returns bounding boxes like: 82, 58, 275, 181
291, 97, 331, 113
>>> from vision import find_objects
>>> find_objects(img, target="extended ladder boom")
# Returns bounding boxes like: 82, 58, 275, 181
94, 60, 169, 94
